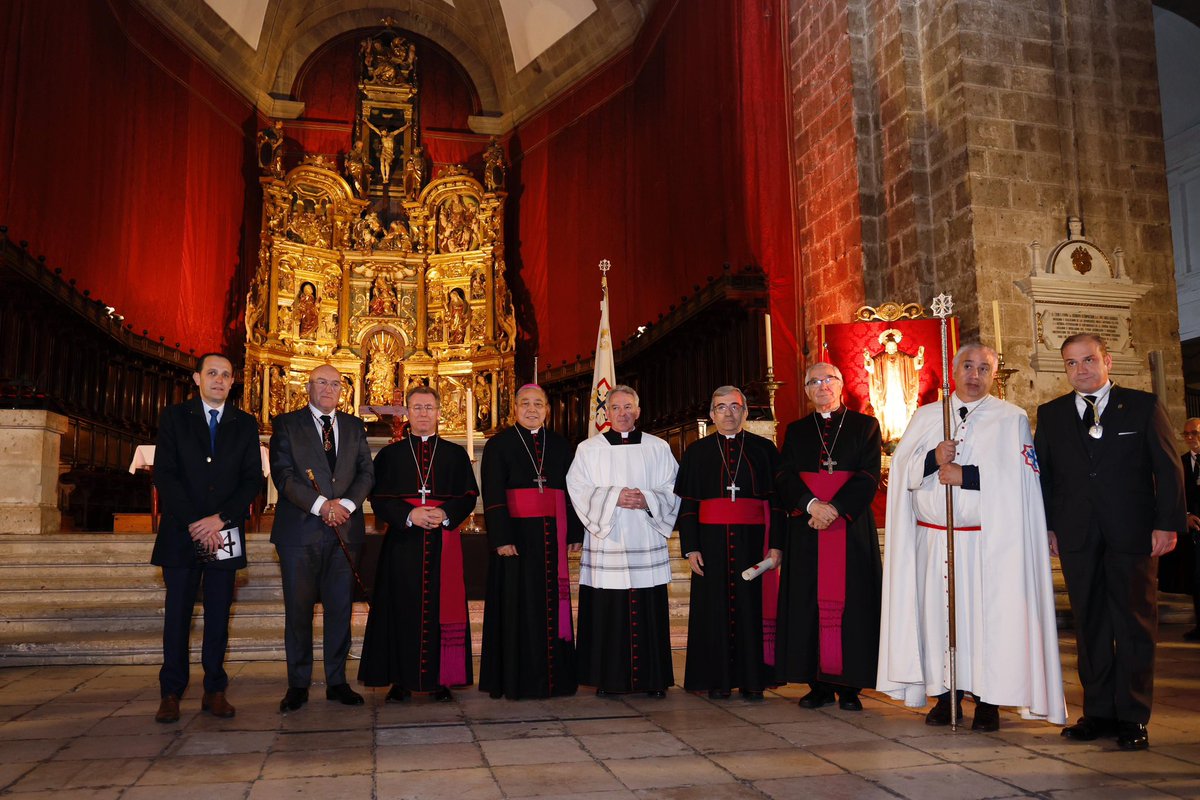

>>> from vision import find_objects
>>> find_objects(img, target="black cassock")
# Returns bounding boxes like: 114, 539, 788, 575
479, 425, 584, 698
773, 408, 882, 690
358, 434, 478, 691
675, 431, 785, 693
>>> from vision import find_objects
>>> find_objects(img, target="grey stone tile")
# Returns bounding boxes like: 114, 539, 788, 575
376, 767, 502, 799
578, 731, 692, 759
480, 735, 591, 765
493, 761, 624, 796
859, 762, 1027, 800
376, 742, 484, 772
709, 747, 845, 779
603, 754, 736, 790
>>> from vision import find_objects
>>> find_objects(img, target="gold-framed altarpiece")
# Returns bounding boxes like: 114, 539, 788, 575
242, 22, 516, 436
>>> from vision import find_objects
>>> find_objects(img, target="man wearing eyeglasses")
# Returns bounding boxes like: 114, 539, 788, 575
270, 364, 375, 713
878, 343, 1065, 733
1162, 419, 1200, 642
675, 385, 786, 699
358, 386, 479, 702
773, 362, 882, 712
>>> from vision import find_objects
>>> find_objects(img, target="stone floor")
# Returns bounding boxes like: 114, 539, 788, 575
1, 627, 1198, 799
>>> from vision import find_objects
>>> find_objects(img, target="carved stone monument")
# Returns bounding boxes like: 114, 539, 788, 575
1017, 216, 1151, 377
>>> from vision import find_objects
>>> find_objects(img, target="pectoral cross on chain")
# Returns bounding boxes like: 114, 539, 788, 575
534, 473, 547, 494
417, 485, 431, 505
726, 482, 741, 502
822, 456, 837, 474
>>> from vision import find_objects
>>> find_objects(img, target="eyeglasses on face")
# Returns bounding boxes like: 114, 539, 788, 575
409, 404, 437, 413
805, 377, 842, 387
312, 379, 342, 390
713, 403, 745, 414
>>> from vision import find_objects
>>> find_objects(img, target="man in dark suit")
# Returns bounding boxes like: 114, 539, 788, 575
152, 353, 264, 723
1035, 333, 1184, 751
270, 364, 375, 712
1171, 418, 1200, 641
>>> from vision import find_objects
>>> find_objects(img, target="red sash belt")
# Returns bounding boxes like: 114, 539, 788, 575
800, 471, 852, 677
698, 496, 778, 667
401, 497, 468, 686
699, 498, 766, 525
917, 521, 982, 532
506, 488, 573, 642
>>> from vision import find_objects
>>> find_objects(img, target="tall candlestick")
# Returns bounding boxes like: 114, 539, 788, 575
764, 313, 774, 371
992, 300, 1003, 354
533, 356, 538, 384
466, 387, 475, 461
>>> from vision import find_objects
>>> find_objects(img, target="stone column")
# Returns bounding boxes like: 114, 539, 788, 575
0, 410, 68, 534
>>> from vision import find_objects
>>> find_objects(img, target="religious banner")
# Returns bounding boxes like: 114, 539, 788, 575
818, 306, 958, 448
587, 260, 616, 437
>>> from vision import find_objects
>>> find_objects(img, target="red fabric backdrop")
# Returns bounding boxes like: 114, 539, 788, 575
818, 319, 960, 414
510, 0, 799, 421
0, 0, 256, 355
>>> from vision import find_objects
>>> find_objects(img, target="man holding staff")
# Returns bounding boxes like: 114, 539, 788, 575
878, 342, 1065, 731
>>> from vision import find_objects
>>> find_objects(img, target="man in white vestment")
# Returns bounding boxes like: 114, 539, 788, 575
567, 385, 680, 697
877, 343, 1066, 731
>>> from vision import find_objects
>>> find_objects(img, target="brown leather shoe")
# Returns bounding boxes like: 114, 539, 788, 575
155, 694, 180, 723
201, 691, 236, 718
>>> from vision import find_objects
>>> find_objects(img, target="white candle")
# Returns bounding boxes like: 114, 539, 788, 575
764, 313, 774, 371
992, 300, 1003, 354
466, 387, 475, 461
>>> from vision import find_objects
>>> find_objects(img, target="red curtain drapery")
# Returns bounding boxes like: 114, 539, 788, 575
0, 0, 256, 355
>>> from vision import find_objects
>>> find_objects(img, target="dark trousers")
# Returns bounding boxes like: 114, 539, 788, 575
277, 534, 360, 688
1059, 534, 1158, 724
159, 565, 236, 697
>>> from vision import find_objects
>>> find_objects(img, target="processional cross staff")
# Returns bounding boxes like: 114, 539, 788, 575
930, 292, 959, 731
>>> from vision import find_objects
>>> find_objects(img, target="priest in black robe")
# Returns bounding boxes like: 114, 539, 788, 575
774, 361, 882, 711
479, 384, 584, 699
675, 385, 786, 699
358, 386, 479, 702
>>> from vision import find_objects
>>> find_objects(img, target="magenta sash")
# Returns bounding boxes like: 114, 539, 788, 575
799, 472, 852, 676
505, 488, 574, 642
698, 497, 778, 667
401, 497, 469, 687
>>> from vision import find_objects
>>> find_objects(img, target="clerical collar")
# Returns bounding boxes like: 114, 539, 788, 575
817, 406, 842, 419
416, 433, 436, 442
521, 426, 542, 436
722, 431, 742, 439
603, 429, 642, 445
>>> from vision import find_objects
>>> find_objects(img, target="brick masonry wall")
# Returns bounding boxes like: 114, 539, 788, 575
788, 0, 1183, 422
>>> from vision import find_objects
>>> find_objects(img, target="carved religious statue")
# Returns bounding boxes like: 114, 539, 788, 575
256, 120, 284, 178
864, 329, 924, 443
447, 288, 470, 345
366, 118, 410, 185
367, 340, 396, 404
402, 146, 425, 199
345, 139, 372, 197
483, 137, 506, 192
370, 275, 397, 316
295, 282, 320, 339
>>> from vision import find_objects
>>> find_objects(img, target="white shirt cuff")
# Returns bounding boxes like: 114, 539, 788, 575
310, 496, 328, 516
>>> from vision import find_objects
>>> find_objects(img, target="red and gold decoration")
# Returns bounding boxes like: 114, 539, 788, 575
243, 21, 516, 435
818, 301, 959, 449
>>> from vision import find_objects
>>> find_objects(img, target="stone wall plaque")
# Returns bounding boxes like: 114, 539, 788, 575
1016, 216, 1150, 377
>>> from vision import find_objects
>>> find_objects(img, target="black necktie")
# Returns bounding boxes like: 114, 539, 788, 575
321, 415, 337, 472
1082, 395, 1098, 428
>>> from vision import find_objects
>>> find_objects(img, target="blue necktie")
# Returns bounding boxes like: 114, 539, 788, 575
209, 409, 219, 455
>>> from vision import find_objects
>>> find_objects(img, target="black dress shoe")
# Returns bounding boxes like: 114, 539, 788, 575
279, 687, 308, 712
433, 686, 453, 702
647, 689, 666, 699
708, 689, 731, 700
798, 686, 837, 709
385, 685, 410, 703
971, 701, 1000, 732
838, 692, 863, 712
1117, 722, 1150, 751
740, 689, 764, 701
925, 691, 964, 726
1184, 627, 1200, 642
325, 683, 365, 706
1061, 716, 1117, 741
